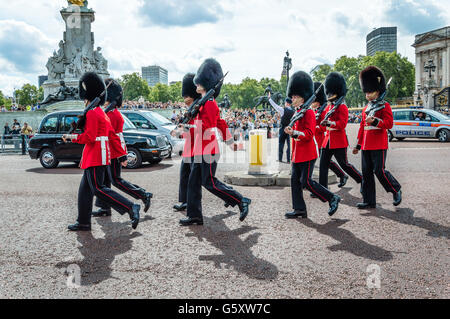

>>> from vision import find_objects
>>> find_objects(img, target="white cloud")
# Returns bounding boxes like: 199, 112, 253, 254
0, 0, 443, 96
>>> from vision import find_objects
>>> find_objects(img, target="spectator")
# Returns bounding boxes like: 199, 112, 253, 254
3, 122, 11, 135
21, 122, 33, 136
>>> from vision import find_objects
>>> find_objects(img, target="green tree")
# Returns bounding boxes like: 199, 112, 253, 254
168, 81, 183, 102
119, 73, 150, 100
333, 55, 366, 108
0, 90, 5, 106
14, 84, 40, 106
311, 64, 333, 83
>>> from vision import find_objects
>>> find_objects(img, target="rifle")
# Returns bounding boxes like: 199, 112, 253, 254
68, 81, 112, 134
321, 94, 346, 125
179, 72, 229, 126
288, 82, 324, 128
315, 102, 328, 121
365, 77, 393, 117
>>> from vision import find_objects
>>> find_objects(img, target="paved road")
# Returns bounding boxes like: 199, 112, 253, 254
0, 124, 448, 298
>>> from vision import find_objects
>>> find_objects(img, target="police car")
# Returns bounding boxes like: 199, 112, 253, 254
389, 108, 450, 142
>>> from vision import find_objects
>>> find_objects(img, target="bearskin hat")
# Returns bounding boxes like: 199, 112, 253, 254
359, 66, 386, 93
182, 73, 201, 100
287, 71, 313, 101
79, 72, 106, 106
325, 72, 347, 99
193, 58, 223, 98
104, 78, 123, 107
314, 82, 327, 106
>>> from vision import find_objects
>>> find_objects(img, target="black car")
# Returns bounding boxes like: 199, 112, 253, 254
28, 110, 171, 169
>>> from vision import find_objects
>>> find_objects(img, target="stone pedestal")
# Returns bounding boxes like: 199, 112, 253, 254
44, 100, 85, 112
224, 169, 337, 187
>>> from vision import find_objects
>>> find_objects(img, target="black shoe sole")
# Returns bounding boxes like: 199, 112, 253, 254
357, 205, 376, 210
285, 214, 307, 219
179, 221, 204, 226
92, 212, 111, 217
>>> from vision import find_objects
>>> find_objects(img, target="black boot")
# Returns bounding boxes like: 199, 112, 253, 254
238, 198, 252, 222
337, 175, 349, 188
285, 210, 307, 219
68, 222, 91, 232
179, 217, 204, 226
143, 192, 153, 213
173, 202, 187, 212
357, 203, 376, 209
328, 195, 341, 217
128, 204, 141, 230
393, 190, 402, 207
91, 209, 111, 217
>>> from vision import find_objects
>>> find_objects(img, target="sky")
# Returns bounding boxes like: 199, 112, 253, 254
0, 0, 449, 96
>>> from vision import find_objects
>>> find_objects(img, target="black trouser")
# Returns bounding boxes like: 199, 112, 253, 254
278, 127, 291, 162
78, 166, 134, 225
327, 152, 346, 179
319, 144, 362, 189
187, 155, 243, 219
178, 157, 192, 203
95, 158, 147, 211
291, 160, 334, 211
361, 150, 401, 205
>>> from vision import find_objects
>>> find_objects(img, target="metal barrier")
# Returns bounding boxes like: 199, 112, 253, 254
0, 134, 29, 154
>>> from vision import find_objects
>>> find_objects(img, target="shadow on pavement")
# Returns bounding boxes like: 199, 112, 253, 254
361, 207, 450, 240
186, 211, 279, 280
56, 217, 142, 286
298, 219, 394, 262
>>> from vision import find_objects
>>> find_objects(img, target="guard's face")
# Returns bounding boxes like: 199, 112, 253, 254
291, 95, 304, 107
365, 91, 379, 101
311, 101, 320, 110
183, 96, 194, 106
196, 85, 206, 95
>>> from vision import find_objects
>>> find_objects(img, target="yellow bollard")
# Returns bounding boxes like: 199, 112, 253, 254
248, 129, 267, 175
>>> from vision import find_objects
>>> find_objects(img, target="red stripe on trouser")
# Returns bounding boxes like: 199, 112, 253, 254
330, 161, 344, 175
113, 159, 141, 199
94, 167, 129, 209
209, 162, 240, 204
381, 150, 397, 193
345, 150, 362, 179
307, 161, 326, 201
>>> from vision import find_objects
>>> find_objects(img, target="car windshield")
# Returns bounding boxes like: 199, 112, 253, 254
427, 110, 450, 120
123, 116, 137, 130
143, 111, 173, 126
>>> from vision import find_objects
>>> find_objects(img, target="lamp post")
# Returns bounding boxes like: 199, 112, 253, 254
283, 51, 292, 95
422, 59, 437, 109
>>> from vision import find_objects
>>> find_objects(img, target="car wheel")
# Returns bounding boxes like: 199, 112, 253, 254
437, 129, 449, 142
126, 147, 142, 169
388, 130, 394, 142
167, 145, 173, 159
39, 148, 59, 169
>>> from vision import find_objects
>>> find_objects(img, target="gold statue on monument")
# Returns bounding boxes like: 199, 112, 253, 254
68, 0, 86, 6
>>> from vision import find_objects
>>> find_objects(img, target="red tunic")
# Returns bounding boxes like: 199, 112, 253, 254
314, 109, 326, 149
357, 102, 393, 151
321, 103, 349, 149
106, 109, 127, 160
291, 109, 320, 163
192, 99, 232, 156
181, 118, 195, 158
73, 107, 111, 169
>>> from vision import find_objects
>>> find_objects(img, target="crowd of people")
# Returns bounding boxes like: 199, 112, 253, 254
122, 100, 185, 110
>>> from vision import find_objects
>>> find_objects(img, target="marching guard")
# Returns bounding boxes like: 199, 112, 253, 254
353, 66, 402, 208
63, 72, 140, 231
173, 73, 201, 212
92, 78, 153, 217
312, 81, 349, 192
180, 58, 252, 226
319, 72, 363, 190
284, 71, 341, 219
